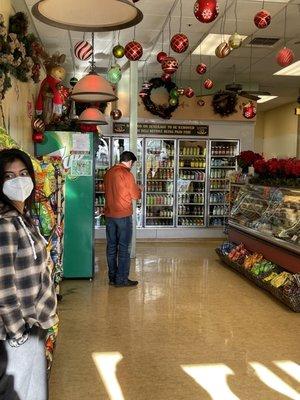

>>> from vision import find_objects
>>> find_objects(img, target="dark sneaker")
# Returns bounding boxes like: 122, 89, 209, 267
115, 279, 138, 287
109, 280, 115, 286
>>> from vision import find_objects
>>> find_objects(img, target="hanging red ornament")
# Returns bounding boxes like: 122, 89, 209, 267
204, 79, 214, 90
110, 109, 122, 120
276, 47, 295, 67
125, 41, 143, 61
171, 33, 189, 53
254, 9, 271, 29
197, 98, 205, 107
157, 51, 168, 64
243, 101, 257, 119
32, 131, 44, 143
32, 118, 45, 132
184, 87, 195, 98
194, 0, 219, 23
215, 42, 231, 58
161, 56, 179, 75
161, 73, 172, 82
196, 63, 207, 75
74, 41, 93, 60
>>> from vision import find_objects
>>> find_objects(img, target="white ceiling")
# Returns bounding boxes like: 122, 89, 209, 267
20, 0, 300, 110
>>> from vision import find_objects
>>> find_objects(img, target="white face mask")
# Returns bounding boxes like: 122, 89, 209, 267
3, 176, 34, 202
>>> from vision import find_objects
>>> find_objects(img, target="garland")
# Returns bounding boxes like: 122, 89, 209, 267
212, 90, 237, 117
141, 77, 179, 119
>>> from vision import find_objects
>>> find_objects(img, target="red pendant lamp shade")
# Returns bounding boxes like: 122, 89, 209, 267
77, 107, 108, 125
70, 72, 117, 103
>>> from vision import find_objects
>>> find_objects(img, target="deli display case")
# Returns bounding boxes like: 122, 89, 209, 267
207, 140, 239, 227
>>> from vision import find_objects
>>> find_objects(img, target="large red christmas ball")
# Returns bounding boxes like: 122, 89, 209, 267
161, 56, 179, 75
276, 47, 295, 67
74, 41, 93, 60
32, 131, 44, 143
204, 79, 214, 90
196, 63, 207, 75
243, 102, 257, 119
161, 73, 172, 82
157, 51, 168, 63
171, 33, 189, 53
254, 9, 271, 29
194, 0, 219, 23
215, 42, 231, 58
125, 41, 143, 61
184, 87, 195, 98
110, 109, 122, 120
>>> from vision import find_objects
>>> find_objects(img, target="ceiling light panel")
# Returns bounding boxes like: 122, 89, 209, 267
193, 34, 247, 56
257, 95, 278, 103
274, 61, 300, 76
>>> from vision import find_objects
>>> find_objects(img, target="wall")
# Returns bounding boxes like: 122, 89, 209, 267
0, 0, 42, 154
254, 111, 264, 155
256, 103, 298, 159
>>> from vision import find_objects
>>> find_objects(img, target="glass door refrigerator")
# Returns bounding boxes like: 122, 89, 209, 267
95, 137, 110, 229
207, 139, 239, 227
176, 139, 208, 227
144, 139, 176, 227
112, 137, 144, 227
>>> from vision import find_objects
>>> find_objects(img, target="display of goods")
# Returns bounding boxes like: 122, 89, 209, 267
161, 56, 179, 74
243, 253, 264, 269
263, 272, 278, 282
74, 40, 93, 60
254, 9, 271, 29
113, 44, 125, 59
215, 42, 231, 58
270, 271, 292, 288
276, 47, 295, 67
157, 51, 168, 63
196, 63, 207, 74
125, 41, 143, 61
283, 278, 300, 297
250, 260, 275, 276
219, 242, 235, 255
171, 33, 189, 53
228, 243, 249, 264
194, 0, 219, 23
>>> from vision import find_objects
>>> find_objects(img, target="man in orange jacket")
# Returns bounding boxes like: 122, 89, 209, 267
104, 151, 142, 287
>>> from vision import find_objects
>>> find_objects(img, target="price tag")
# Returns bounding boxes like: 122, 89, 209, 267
291, 235, 298, 242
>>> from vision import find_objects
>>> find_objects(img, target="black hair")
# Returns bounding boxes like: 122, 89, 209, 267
0, 148, 36, 219
120, 151, 137, 163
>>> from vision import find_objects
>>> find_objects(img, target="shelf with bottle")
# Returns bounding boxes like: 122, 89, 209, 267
147, 168, 174, 180
146, 194, 173, 206
210, 169, 228, 179
178, 205, 204, 216
179, 145, 206, 157
178, 192, 204, 204
209, 217, 226, 227
211, 144, 236, 156
178, 218, 204, 227
210, 180, 229, 190
146, 216, 173, 219
146, 181, 174, 192
178, 159, 206, 168
209, 192, 229, 204
146, 219, 173, 226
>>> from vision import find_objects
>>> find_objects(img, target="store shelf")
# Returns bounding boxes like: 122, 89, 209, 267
178, 179, 205, 182
148, 179, 173, 182
146, 217, 173, 219
210, 188, 230, 191
95, 191, 104, 194
211, 166, 235, 169
147, 191, 173, 194
209, 215, 228, 218
209, 202, 228, 205
211, 155, 236, 158
178, 202, 204, 205
146, 204, 173, 207
179, 155, 206, 158
178, 215, 204, 217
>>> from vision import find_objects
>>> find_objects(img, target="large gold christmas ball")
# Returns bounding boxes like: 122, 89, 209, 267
229, 32, 243, 49
113, 44, 125, 59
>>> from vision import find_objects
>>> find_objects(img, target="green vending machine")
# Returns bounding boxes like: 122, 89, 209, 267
36, 131, 95, 278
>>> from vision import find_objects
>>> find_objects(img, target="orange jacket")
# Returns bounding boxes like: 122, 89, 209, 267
104, 164, 141, 218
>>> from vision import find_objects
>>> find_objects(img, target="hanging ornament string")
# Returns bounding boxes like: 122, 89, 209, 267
168, 15, 172, 54
283, 6, 287, 46
90, 32, 96, 72
234, 0, 238, 32
133, 26, 136, 41
222, 0, 229, 42
117, 30, 120, 44
179, 0, 183, 33
162, 28, 164, 52
249, 36, 253, 90
262, 0, 265, 9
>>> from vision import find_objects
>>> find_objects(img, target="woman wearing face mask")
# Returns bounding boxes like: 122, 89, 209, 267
0, 148, 58, 400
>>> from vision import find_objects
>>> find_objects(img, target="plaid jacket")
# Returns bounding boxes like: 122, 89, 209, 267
0, 205, 58, 340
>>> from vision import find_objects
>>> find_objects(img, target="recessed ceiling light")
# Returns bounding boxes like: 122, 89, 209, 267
193, 34, 247, 56
274, 61, 300, 76
257, 95, 278, 103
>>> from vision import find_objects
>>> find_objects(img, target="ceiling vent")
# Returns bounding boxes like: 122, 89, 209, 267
248, 37, 280, 47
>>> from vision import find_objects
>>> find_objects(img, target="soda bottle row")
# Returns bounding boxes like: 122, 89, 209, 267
146, 210, 173, 218
147, 181, 164, 192
210, 180, 228, 190
210, 218, 226, 227
209, 192, 227, 203
95, 195, 105, 206
146, 194, 173, 205
179, 170, 205, 180
146, 219, 173, 226
211, 158, 235, 167
158, 159, 173, 168
211, 145, 236, 156
149, 168, 174, 180
180, 146, 206, 156
95, 182, 104, 192
178, 205, 204, 216
179, 218, 204, 226
179, 159, 206, 168
95, 168, 106, 179
178, 193, 204, 204
210, 169, 227, 179
211, 205, 228, 216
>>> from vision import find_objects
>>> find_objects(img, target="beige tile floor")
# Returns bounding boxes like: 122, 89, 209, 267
49, 241, 300, 400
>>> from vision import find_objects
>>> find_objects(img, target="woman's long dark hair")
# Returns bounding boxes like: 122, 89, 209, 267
0, 148, 36, 219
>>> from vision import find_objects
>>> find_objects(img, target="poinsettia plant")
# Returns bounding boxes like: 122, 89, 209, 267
236, 150, 263, 170
252, 157, 300, 187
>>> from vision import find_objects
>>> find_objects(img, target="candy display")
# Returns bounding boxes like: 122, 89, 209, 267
217, 242, 300, 311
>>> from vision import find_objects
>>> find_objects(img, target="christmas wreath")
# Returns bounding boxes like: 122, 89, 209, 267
141, 77, 179, 119
212, 90, 237, 117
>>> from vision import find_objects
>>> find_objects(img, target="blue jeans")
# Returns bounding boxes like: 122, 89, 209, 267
106, 216, 132, 284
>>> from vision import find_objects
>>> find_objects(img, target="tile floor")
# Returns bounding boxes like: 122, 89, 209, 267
49, 241, 300, 400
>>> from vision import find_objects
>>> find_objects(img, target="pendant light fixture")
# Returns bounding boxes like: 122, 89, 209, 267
77, 107, 108, 125
70, 33, 118, 103
32, 0, 143, 32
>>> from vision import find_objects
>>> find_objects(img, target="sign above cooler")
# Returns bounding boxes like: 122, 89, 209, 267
113, 122, 209, 137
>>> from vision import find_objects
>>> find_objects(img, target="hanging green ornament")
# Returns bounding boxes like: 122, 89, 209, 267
113, 44, 125, 59
169, 97, 178, 106
170, 88, 179, 99
107, 64, 122, 84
